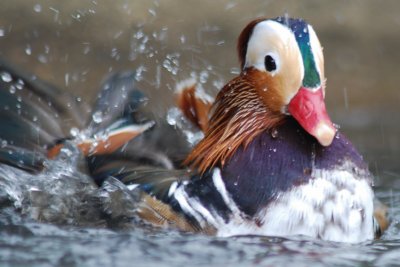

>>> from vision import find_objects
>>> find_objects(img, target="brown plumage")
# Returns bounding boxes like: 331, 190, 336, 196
184, 68, 285, 173
137, 193, 217, 234
175, 83, 212, 132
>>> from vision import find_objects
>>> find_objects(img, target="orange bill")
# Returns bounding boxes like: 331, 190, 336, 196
288, 87, 336, 146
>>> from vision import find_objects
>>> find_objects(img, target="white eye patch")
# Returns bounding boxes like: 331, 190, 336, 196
244, 20, 302, 77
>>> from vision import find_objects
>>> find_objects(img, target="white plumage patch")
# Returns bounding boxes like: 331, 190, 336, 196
245, 20, 303, 78
215, 165, 375, 243
171, 165, 374, 243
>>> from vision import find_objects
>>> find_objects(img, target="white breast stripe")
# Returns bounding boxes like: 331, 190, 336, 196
168, 181, 178, 197
212, 168, 242, 214
173, 185, 205, 226
185, 197, 219, 227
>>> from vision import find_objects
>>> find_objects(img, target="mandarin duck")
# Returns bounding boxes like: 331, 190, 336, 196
0, 17, 388, 243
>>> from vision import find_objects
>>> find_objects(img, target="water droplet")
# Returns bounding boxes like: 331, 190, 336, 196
32, 116, 38, 122
271, 128, 279, 139
230, 67, 240, 75
83, 45, 90, 54
9, 85, 16, 94
162, 53, 180, 75
1, 72, 12, 82
272, 148, 277, 152
180, 35, 186, 44
65, 73, 69, 87
70, 127, 79, 137
33, 4, 42, 12
111, 47, 120, 60
166, 108, 179, 126
25, 44, 32, 55
16, 79, 24, 90
38, 54, 48, 63
92, 111, 103, 124
134, 30, 144, 39
135, 65, 146, 81
1, 140, 7, 148
148, 8, 156, 16
199, 71, 209, 84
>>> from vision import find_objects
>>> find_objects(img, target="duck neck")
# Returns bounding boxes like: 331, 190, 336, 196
184, 74, 284, 173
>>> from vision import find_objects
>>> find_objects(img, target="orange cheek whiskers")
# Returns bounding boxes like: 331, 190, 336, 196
184, 73, 284, 174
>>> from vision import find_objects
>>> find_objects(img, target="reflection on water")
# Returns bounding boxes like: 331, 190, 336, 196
0, 0, 399, 266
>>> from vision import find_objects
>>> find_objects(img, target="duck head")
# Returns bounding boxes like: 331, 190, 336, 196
186, 17, 336, 173
239, 17, 335, 146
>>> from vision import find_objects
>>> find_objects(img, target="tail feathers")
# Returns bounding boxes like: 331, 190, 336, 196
58, 71, 155, 159
0, 60, 189, 192
47, 70, 156, 158
0, 60, 154, 171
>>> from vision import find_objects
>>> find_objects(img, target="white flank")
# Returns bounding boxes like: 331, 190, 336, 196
216, 165, 375, 243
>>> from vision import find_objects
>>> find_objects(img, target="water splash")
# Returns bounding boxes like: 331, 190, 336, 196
33, 4, 42, 13
167, 107, 204, 146
92, 111, 103, 124
25, 44, 32, 55
162, 53, 180, 75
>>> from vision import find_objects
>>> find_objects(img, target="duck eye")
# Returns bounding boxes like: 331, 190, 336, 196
264, 55, 277, 72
